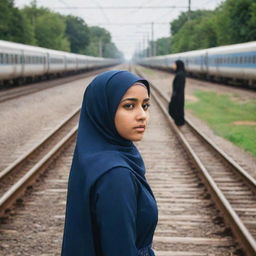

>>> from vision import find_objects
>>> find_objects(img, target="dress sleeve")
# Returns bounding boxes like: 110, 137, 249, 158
93, 167, 138, 256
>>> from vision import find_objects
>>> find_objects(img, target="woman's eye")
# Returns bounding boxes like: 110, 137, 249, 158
124, 103, 134, 109
143, 103, 150, 110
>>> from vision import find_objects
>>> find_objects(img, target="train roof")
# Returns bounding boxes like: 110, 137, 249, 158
0, 40, 116, 60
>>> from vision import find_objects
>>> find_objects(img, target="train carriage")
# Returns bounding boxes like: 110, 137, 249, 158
137, 41, 256, 87
0, 40, 120, 85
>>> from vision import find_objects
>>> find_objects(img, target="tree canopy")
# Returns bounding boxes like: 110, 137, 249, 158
0, 0, 122, 58
170, 0, 256, 53
135, 0, 256, 57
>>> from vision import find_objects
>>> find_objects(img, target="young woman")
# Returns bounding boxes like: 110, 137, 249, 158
168, 60, 186, 126
61, 70, 158, 256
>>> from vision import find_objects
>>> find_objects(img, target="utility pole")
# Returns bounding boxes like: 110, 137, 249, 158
99, 39, 103, 57
151, 22, 155, 56
147, 33, 150, 57
142, 35, 146, 57
188, 0, 191, 21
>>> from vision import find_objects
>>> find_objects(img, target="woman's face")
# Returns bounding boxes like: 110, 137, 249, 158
115, 84, 150, 141
172, 63, 177, 71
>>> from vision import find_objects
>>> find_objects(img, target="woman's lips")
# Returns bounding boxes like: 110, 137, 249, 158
134, 125, 146, 132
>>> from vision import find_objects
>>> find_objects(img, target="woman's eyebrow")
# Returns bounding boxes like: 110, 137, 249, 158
121, 97, 150, 103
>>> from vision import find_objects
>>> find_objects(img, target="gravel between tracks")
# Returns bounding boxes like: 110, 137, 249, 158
0, 76, 92, 171
137, 66, 256, 180
0, 96, 238, 256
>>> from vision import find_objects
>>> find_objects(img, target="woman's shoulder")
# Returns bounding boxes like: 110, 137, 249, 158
99, 166, 137, 185
94, 167, 139, 195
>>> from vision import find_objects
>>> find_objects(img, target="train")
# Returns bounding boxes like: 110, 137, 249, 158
137, 41, 256, 88
0, 40, 121, 85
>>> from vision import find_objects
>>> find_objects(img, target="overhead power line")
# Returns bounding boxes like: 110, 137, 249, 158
90, 22, 169, 25
51, 5, 192, 10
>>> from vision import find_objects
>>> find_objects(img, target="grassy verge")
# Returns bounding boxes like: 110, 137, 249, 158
185, 90, 256, 157
140, 66, 155, 75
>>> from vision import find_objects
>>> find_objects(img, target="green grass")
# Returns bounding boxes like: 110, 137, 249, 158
185, 90, 256, 157
140, 66, 155, 75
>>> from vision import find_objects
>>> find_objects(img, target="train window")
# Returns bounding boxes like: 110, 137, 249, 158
253, 56, 256, 63
0, 53, 3, 64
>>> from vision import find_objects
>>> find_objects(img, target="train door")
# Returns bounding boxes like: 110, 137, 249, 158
200, 55, 204, 73
204, 52, 208, 74
46, 52, 50, 74
21, 50, 25, 76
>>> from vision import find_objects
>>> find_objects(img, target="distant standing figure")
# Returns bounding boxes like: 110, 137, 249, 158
168, 60, 186, 126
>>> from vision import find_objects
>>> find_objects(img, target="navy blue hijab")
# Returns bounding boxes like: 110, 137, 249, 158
61, 70, 151, 256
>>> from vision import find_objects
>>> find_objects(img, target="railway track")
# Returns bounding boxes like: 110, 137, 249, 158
135, 68, 256, 255
0, 67, 254, 255
0, 108, 79, 217
0, 82, 240, 255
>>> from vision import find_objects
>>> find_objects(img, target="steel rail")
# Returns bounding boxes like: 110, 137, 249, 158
0, 125, 77, 217
0, 107, 80, 181
135, 68, 256, 192
135, 69, 256, 255
149, 76, 256, 193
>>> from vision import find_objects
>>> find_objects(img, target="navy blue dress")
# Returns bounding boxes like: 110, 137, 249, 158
91, 168, 158, 256
61, 70, 158, 256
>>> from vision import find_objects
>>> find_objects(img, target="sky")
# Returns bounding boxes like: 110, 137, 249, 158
14, 0, 223, 59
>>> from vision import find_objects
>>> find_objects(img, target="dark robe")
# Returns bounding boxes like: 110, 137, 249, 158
168, 60, 186, 126
61, 70, 158, 256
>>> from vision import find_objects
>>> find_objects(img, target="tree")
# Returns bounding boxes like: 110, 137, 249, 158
155, 37, 171, 55
215, 0, 256, 44
0, 0, 34, 44
85, 26, 121, 58
170, 10, 212, 36
35, 11, 70, 51
65, 15, 90, 54
104, 42, 123, 59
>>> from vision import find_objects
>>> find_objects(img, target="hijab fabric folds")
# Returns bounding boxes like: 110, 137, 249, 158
61, 70, 151, 256
175, 59, 185, 73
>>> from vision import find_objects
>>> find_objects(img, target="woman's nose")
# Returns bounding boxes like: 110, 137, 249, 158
136, 107, 147, 120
